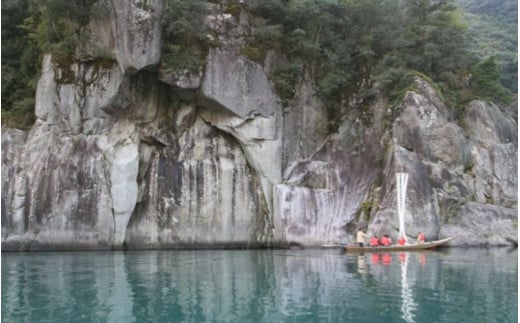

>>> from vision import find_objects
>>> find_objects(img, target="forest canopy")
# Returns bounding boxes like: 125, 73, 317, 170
1, 0, 515, 130
454, 0, 517, 92
247, 0, 513, 130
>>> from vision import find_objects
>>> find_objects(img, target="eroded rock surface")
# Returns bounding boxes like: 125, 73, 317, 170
1, 3, 516, 250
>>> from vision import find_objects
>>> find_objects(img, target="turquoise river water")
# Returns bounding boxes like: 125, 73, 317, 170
1, 248, 517, 323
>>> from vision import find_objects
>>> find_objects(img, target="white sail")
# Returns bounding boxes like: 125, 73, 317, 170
397, 173, 416, 323
396, 172, 408, 240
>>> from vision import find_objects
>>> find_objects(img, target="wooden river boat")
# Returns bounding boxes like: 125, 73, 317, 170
344, 236, 454, 252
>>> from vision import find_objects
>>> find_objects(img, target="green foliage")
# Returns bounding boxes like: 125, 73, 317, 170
241, 24, 284, 63
470, 56, 511, 104
240, 45, 263, 62
24, 0, 96, 65
250, 0, 480, 132
161, 0, 217, 73
2, 0, 39, 129
224, 1, 244, 17
373, 68, 415, 105
272, 63, 302, 106
3, 0, 513, 131
2, 0, 97, 129
454, 0, 517, 92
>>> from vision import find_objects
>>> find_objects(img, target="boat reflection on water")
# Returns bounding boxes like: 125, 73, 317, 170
382, 253, 392, 265
418, 253, 426, 266
355, 252, 396, 271
371, 253, 379, 265
360, 252, 421, 323
357, 254, 368, 274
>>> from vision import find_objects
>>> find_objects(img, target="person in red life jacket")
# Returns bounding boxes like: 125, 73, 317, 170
398, 236, 407, 246
369, 236, 379, 247
380, 234, 392, 246
417, 232, 426, 243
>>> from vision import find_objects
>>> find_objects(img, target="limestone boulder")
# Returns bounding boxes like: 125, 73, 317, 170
465, 100, 517, 144
34, 54, 125, 135
34, 55, 82, 134
111, 0, 164, 74
199, 49, 279, 119
393, 87, 467, 167
440, 202, 517, 246
77, 0, 163, 74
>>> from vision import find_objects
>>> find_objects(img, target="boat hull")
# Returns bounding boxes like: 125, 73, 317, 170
345, 237, 454, 252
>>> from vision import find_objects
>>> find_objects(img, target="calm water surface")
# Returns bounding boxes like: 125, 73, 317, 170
1, 248, 517, 323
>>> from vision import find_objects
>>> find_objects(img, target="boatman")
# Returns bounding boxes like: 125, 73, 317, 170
356, 228, 367, 247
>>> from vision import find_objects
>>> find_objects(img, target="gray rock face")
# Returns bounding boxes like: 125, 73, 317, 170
440, 202, 517, 246
2, 125, 115, 251
126, 117, 270, 248
393, 87, 466, 166
274, 109, 387, 245
465, 100, 517, 144
111, 0, 164, 74
199, 49, 279, 119
1, 129, 28, 240
1, 3, 516, 250
78, 0, 163, 75
282, 73, 328, 169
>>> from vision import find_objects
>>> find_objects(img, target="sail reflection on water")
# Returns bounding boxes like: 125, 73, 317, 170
400, 252, 418, 323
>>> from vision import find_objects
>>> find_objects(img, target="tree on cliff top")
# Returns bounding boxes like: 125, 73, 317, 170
470, 56, 511, 104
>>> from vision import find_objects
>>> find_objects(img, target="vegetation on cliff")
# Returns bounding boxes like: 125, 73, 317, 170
247, 0, 513, 131
161, 0, 217, 74
454, 0, 517, 92
2, 0, 38, 129
2, 0, 96, 129
1, 0, 514, 130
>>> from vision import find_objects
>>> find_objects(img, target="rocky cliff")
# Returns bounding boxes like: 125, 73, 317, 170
1, 0, 517, 250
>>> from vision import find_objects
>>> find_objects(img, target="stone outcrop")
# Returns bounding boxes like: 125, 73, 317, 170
375, 78, 517, 246
111, 0, 164, 74
1, 2, 517, 250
